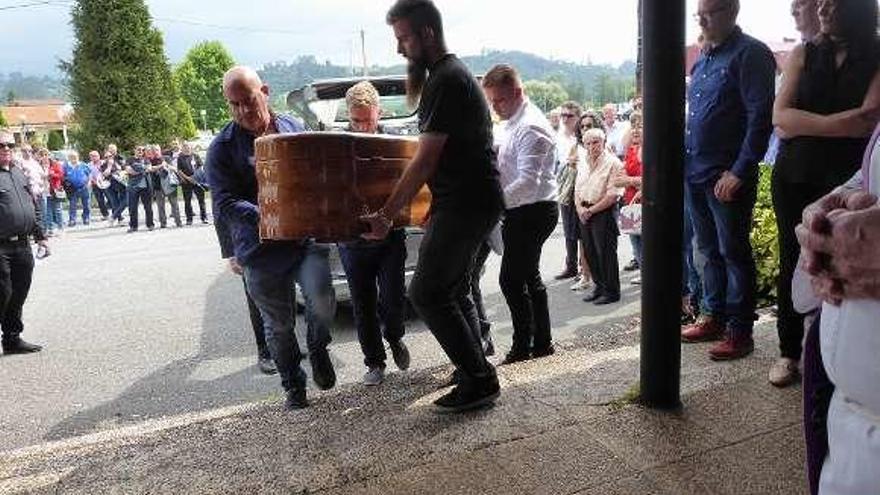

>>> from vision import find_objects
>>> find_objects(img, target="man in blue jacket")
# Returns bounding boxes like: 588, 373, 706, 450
681, 0, 776, 360
63, 151, 92, 226
207, 66, 336, 410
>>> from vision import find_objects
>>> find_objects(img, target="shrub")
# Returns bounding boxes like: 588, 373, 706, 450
751, 164, 779, 307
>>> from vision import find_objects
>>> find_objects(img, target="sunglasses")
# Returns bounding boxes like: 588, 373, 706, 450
0, 143, 15, 150
561, 113, 576, 119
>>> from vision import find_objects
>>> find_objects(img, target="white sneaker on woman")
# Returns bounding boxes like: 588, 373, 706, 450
570, 277, 592, 292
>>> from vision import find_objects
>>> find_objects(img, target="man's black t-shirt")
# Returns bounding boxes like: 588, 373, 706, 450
418, 54, 503, 212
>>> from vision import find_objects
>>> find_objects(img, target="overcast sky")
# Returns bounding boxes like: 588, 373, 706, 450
2, 0, 800, 76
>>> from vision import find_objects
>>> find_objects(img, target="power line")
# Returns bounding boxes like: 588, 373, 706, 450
0, 0, 60, 11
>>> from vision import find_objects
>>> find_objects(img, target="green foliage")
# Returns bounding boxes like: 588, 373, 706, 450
173, 41, 235, 132
5, 90, 15, 104
751, 164, 779, 306
46, 130, 65, 150
523, 80, 569, 112
62, 0, 194, 151
0, 110, 6, 127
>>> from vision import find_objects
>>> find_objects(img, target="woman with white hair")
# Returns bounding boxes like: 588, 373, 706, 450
574, 127, 624, 305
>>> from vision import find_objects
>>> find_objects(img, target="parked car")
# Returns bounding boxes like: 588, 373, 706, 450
287, 76, 424, 311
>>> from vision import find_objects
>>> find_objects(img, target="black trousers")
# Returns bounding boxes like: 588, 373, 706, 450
0, 241, 34, 343
128, 187, 154, 230
469, 241, 492, 340
771, 171, 829, 360
560, 203, 580, 273
501, 201, 558, 353
579, 207, 620, 298
243, 278, 270, 359
182, 184, 207, 223
93, 187, 111, 218
408, 205, 501, 381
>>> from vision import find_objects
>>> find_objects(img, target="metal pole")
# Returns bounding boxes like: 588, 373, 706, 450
640, 0, 685, 409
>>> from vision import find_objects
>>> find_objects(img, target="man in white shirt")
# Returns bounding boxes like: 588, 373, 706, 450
482, 64, 559, 365
603, 103, 631, 160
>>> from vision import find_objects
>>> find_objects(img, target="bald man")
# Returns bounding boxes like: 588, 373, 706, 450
207, 66, 337, 410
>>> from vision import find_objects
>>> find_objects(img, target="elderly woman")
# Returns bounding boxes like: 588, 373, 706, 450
574, 128, 624, 305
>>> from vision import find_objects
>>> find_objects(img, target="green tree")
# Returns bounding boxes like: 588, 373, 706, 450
522, 80, 569, 113
5, 90, 15, 105
174, 41, 235, 133
62, 0, 196, 152
0, 109, 6, 127
47, 130, 65, 151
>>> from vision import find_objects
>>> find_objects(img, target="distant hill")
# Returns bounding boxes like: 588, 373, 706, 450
0, 72, 67, 102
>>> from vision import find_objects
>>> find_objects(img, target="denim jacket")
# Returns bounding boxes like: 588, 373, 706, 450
685, 27, 776, 185
206, 114, 307, 270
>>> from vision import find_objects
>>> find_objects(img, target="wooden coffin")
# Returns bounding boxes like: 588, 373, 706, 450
255, 131, 431, 241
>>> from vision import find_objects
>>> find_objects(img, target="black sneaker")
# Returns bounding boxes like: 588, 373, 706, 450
434, 375, 500, 413
439, 368, 464, 389
500, 348, 531, 366
257, 355, 277, 375
389, 339, 411, 370
310, 349, 336, 390
2, 338, 42, 354
284, 389, 308, 410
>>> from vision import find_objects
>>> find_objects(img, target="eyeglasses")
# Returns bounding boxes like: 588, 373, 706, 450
694, 4, 730, 21
0, 143, 15, 150
561, 113, 577, 119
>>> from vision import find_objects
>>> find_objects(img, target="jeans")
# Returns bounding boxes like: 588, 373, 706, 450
629, 234, 643, 266
128, 187, 154, 230
685, 177, 758, 335
93, 186, 111, 218
338, 229, 407, 368
579, 207, 620, 299
243, 241, 334, 392
243, 278, 270, 359
559, 202, 580, 274
682, 204, 703, 307
108, 183, 127, 221
154, 187, 181, 227
67, 186, 91, 224
500, 201, 558, 353
182, 184, 208, 223
0, 240, 34, 343
408, 206, 501, 381
46, 196, 64, 232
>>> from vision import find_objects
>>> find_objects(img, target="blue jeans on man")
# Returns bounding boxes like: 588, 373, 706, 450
684, 177, 757, 336
67, 186, 91, 225
338, 229, 407, 369
243, 241, 334, 393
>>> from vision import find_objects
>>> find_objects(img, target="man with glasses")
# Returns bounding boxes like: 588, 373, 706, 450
682, 0, 776, 360
553, 100, 583, 281
0, 132, 49, 355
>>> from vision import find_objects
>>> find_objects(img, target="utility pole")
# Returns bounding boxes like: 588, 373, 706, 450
361, 29, 368, 77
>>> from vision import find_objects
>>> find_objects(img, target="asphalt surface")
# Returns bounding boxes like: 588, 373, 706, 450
0, 209, 640, 452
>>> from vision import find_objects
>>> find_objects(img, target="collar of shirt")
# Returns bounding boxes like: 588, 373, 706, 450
504, 98, 530, 132
704, 25, 743, 55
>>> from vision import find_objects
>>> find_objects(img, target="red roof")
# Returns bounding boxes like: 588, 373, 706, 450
1, 101, 73, 126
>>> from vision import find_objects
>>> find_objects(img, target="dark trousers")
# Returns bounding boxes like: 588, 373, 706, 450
501, 201, 558, 353
0, 241, 34, 344
108, 183, 127, 221
154, 187, 181, 227
128, 187, 154, 230
803, 314, 833, 495
560, 202, 580, 273
469, 241, 492, 341
579, 207, 620, 299
338, 229, 407, 368
93, 187, 111, 218
772, 172, 828, 360
242, 279, 270, 359
685, 178, 757, 335
408, 206, 501, 381
182, 184, 207, 223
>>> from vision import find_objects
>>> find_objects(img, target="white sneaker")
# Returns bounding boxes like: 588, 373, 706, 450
768, 358, 799, 387
570, 277, 591, 291
363, 366, 385, 386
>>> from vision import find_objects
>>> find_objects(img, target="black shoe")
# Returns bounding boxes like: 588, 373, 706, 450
148, 226, 155, 231
531, 345, 555, 359
186, 220, 193, 226
2, 338, 42, 354
126, 228, 137, 233
583, 291, 602, 303
624, 259, 640, 271
284, 388, 308, 410
434, 374, 500, 413
310, 349, 336, 390
500, 348, 531, 366
257, 355, 277, 375
389, 339, 411, 370
439, 368, 464, 389
483, 333, 495, 357
554, 269, 578, 280
594, 295, 620, 305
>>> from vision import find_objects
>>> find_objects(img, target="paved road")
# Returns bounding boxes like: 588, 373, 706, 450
0, 215, 640, 452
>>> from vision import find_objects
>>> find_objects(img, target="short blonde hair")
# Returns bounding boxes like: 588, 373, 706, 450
582, 128, 606, 144
345, 81, 380, 110
482, 64, 521, 89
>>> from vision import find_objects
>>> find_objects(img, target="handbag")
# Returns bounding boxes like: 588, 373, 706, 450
618, 202, 642, 235
52, 187, 67, 200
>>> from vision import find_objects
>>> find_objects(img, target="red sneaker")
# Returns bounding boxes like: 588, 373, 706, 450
681, 316, 724, 343
709, 334, 754, 361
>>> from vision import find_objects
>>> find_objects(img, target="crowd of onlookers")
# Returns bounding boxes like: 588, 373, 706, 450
10, 141, 211, 236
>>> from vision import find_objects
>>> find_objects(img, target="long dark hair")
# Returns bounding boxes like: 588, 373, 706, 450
831, 0, 879, 51
574, 111, 605, 146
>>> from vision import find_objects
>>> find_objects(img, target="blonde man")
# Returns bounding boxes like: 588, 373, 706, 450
346, 81, 382, 134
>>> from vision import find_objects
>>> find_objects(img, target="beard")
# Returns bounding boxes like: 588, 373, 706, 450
406, 58, 428, 109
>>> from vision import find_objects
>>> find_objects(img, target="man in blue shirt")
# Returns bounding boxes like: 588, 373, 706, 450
681, 0, 776, 360
207, 66, 336, 410
63, 151, 92, 226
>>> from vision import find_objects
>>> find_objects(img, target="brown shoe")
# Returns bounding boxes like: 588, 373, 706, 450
681, 316, 724, 343
709, 334, 754, 361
